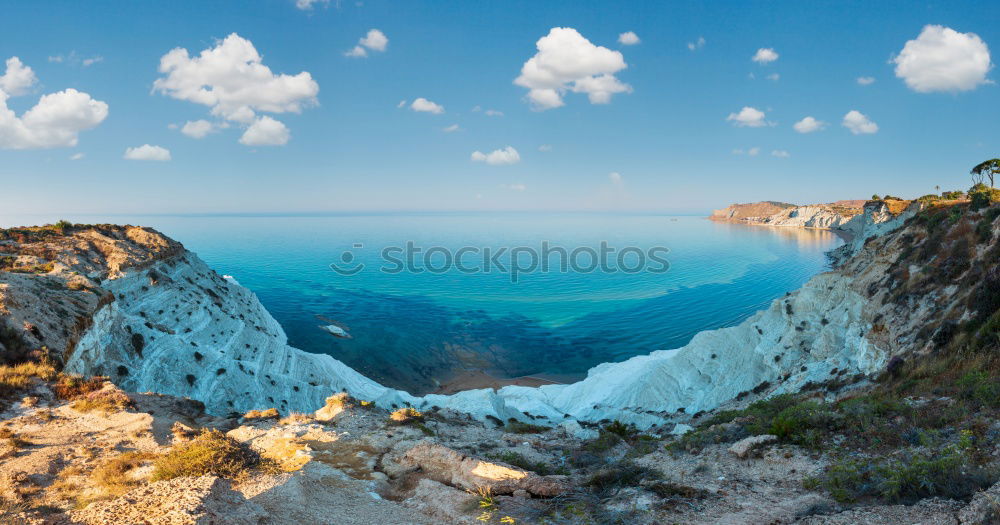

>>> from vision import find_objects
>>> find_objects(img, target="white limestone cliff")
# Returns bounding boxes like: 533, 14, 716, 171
60, 203, 914, 429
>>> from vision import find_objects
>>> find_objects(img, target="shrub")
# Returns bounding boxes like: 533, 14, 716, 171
243, 408, 280, 420
490, 450, 564, 476
585, 460, 660, 494
53, 375, 105, 400
91, 451, 156, 496
0, 361, 58, 402
152, 429, 275, 482
942, 190, 964, 200
70, 388, 133, 414
809, 438, 997, 504
503, 421, 551, 434
278, 412, 313, 425
389, 407, 424, 424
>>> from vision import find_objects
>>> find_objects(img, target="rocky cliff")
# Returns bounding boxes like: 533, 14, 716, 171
0, 202, 922, 430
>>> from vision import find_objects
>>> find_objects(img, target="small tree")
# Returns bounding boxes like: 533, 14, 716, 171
971, 159, 1000, 188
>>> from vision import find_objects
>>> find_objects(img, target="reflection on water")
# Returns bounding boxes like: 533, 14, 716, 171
0, 213, 842, 395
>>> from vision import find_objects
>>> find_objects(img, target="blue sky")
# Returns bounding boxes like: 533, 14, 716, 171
0, 0, 997, 215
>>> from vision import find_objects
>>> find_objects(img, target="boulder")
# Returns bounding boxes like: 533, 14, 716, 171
560, 420, 598, 440
398, 441, 568, 496
728, 434, 778, 459
959, 481, 1000, 525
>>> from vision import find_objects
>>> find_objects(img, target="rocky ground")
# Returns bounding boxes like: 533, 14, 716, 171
0, 369, 997, 524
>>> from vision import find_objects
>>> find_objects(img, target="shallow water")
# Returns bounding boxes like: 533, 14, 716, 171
1, 213, 842, 394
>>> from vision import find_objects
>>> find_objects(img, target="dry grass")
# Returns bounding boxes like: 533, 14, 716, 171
70, 388, 133, 414
0, 428, 29, 450
52, 374, 107, 400
152, 429, 278, 482
389, 407, 424, 424
91, 451, 156, 496
278, 412, 313, 425
884, 199, 911, 215
0, 362, 57, 402
243, 408, 280, 420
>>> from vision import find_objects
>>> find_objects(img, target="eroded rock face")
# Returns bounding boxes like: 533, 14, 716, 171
68, 475, 267, 525
397, 441, 569, 496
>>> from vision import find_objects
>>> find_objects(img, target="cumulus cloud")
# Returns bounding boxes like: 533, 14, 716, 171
515, 27, 632, 110
443, 123, 460, 132
538, 144, 552, 152
893, 25, 992, 93
0, 57, 37, 96
69, 152, 84, 160
857, 76, 875, 86
0, 85, 108, 150
842, 110, 878, 135
618, 31, 640, 45
124, 144, 171, 161
153, 33, 319, 135
752, 48, 779, 64
345, 29, 389, 58
793, 116, 825, 133
688, 37, 706, 51
766, 73, 780, 81
732, 147, 760, 156
47, 52, 104, 68
771, 149, 790, 158
484, 109, 504, 117
410, 97, 444, 114
471, 146, 520, 165
726, 106, 770, 127
180, 119, 217, 139
239, 116, 290, 146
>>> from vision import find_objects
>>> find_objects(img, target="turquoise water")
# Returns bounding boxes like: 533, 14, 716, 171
1, 214, 842, 394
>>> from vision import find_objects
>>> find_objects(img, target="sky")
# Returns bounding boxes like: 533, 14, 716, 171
0, 0, 998, 216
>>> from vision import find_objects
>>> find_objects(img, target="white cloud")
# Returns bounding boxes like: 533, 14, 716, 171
538, 144, 552, 152
748, 147, 760, 156
484, 109, 504, 117
618, 31, 640, 45
180, 119, 216, 139
609, 172, 623, 184
360, 29, 388, 51
0, 57, 37, 96
296, 0, 329, 10
515, 27, 632, 110
687, 37, 706, 51
124, 144, 171, 161
410, 97, 444, 114
471, 146, 520, 165
345, 29, 388, 58
443, 123, 460, 132
47, 52, 104, 68
771, 149, 790, 158
752, 48, 779, 64
766, 73, 780, 81
0, 86, 108, 150
503, 183, 527, 191
397, 100, 407, 108
793, 116, 825, 133
153, 33, 319, 126
69, 152, 84, 160
345, 46, 367, 58
893, 25, 992, 93
726, 106, 769, 127
842, 110, 878, 135
857, 76, 875, 86
239, 116, 290, 146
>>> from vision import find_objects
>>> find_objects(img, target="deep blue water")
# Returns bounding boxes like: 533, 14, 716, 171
1, 214, 842, 394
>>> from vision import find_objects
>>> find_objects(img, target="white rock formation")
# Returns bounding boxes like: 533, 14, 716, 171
63, 202, 911, 429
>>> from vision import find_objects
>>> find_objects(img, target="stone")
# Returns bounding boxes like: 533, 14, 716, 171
728, 434, 778, 459
561, 419, 599, 440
